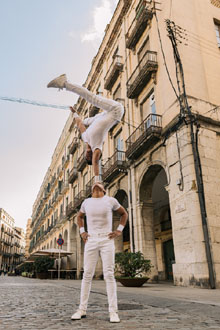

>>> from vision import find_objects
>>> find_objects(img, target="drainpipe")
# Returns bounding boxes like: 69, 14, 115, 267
123, 15, 135, 252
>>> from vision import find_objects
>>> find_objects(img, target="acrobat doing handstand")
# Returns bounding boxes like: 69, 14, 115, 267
47, 74, 124, 183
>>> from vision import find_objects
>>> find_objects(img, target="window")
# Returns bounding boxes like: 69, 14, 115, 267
114, 130, 123, 151
73, 184, 78, 198
73, 153, 78, 167
113, 84, 121, 101
141, 91, 156, 126
138, 38, 150, 63
114, 130, 124, 161
214, 21, 220, 47
136, 0, 145, 20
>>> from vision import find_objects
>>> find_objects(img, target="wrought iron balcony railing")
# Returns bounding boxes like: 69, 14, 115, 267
126, 1, 153, 49
61, 181, 69, 194
127, 50, 158, 99
77, 152, 87, 172
62, 154, 70, 169
126, 113, 162, 159
68, 137, 79, 155
58, 213, 66, 224
85, 176, 95, 197
68, 167, 78, 184
104, 55, 124, 90
74, 190, 86, 210
66, 201, 76, 217
102, 150, 127, 183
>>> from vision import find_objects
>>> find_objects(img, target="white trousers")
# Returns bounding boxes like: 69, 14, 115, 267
65, 82, 124, 152
79, 234, 118, 313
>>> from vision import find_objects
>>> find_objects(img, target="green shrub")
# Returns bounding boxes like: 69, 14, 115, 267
34, 256, 54, 273
19, 262, 34, 273
115, 251, 152, 278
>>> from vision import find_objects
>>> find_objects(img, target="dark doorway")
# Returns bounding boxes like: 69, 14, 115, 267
163, 239, 175, 280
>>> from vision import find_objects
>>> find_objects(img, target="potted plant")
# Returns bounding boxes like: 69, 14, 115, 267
34, 256, 54, 279
115, 251, 152, 287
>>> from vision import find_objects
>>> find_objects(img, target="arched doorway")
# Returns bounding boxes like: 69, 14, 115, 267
114, 190, 130, 252
139, 165, 175, 282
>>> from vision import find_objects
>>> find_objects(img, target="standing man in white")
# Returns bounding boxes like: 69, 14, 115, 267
47, 74, 124, 183
72, 182, 128, 323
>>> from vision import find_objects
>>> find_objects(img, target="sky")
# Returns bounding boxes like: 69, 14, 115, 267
0, 0, 118, 231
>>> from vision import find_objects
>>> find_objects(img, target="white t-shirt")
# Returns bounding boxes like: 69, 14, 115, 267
80, 195, 121, 234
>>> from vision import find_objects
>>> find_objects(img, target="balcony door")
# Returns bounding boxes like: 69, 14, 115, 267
137, 38, 149, 65
114, 131, 123, 161
141, 91, 156, 128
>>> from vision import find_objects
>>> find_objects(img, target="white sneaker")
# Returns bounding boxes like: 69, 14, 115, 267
109, 312, 120, 323
71, 309, 86, 320
47, 74, 67, 89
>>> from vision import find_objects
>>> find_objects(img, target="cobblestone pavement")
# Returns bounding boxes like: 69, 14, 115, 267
1, 276, 220, 330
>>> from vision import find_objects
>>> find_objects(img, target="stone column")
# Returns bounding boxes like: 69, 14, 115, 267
136, 201, 158, 281
67, 221, 71, 252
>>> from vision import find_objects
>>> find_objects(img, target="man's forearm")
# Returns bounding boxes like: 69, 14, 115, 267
77, 215, 84, 229
119, 213, 128, 227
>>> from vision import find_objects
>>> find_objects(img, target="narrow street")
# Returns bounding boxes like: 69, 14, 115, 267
1, 276, 220, 329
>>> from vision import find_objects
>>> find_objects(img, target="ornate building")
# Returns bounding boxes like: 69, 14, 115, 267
28, 0, 220, 288
0, 209, 25, 272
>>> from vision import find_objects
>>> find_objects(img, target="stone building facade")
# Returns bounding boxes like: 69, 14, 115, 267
0, 208, 25, 271
25, 219, 32, 258
28, 0, 220, 288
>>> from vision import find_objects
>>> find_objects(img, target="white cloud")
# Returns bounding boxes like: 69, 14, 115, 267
81, 0, 118, 43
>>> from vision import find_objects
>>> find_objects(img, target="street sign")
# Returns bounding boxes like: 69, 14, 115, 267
57, 238, 64, 246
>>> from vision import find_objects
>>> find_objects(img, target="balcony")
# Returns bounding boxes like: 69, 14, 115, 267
126, 113, 162, 159
102, 150, 127, 183
104, 55, 124, 91
127, 51, 158, 99
74, 190, 86, 210
77, 152, 87, 172
66, 202, 76, 217
126, 1, 153, 49
58, 213, 66, 224
61, 181, 69, 194
3, 252, 12, 258
62, 154, 70, 169
68, 138, 79, 155
50, 174, 57, 188
85, 176, 95, 197
68, 167, 78, 184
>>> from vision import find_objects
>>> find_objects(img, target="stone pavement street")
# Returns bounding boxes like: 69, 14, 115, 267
1, 276, 220, 330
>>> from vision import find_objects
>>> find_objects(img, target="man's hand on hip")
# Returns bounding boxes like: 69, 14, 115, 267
108, 230, 122, 239
81, 232, 90, 243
